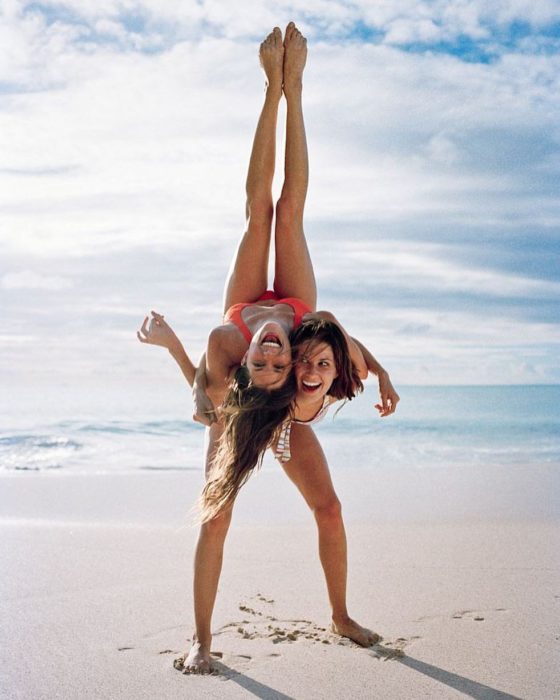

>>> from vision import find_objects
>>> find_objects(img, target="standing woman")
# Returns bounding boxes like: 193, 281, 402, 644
139, 22, 398, 674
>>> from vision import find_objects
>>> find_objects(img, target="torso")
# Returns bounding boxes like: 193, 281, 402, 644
223, 297, 314, 344
293, 395, 336, 422
238, 301, 296, 339
274, 396, 334, 464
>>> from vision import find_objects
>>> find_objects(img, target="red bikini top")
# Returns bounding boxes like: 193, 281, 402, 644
223, 291, 312, 343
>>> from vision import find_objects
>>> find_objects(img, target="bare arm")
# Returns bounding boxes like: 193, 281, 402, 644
137, 313, 245, 426
191, 326, 247, 426
203, 325, 244, 406
137, 311, 196, 385
192, 353, 219, 426
351, 337, 400, 416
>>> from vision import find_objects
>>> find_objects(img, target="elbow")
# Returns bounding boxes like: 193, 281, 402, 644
357, 364, 368, 381
315, 309, 337, 323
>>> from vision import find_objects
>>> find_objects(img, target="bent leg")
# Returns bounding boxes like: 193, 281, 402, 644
181, 422, 235, 674
273, 23, 317, 310
279, 423, 380, 647
223, 28, 284, 312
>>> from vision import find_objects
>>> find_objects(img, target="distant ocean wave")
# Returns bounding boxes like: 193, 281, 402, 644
0, 420, 204, 474
62, 419, 199, 436
1, 386, 559, 474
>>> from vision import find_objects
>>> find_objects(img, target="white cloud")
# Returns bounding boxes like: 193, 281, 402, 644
0, 334, 36, 344
0, 2, 558, 385
342, 241, 560, 299
1, 270, 73, 290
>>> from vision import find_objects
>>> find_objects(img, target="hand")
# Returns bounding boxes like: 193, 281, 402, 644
374, 371, 400, 417
192, 384, 218, 426
137, 311, 181, 353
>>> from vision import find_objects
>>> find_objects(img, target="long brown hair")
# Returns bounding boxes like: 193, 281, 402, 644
290, 318, 364, 400
198, 319, 362, 522
198, 366, 296, 522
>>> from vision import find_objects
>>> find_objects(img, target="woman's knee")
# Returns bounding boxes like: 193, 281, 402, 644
275, 196, 303, 230
313, 497, 343, 528
202, 508, 233, 540
245, 197, 273, 225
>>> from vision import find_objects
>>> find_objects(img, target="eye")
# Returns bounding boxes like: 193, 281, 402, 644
252, 362, 265, 369
274, 364, 287, 371
319, 360, 331, 367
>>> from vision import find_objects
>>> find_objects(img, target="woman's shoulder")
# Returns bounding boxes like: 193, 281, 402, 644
208, 323, 247, 355
210, 323, 238, 339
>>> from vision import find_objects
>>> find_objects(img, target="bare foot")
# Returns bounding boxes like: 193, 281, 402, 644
283, 21, 307, 93
176, 640, 212, 675
331, 617, 382, 647
259, 27, 284, 92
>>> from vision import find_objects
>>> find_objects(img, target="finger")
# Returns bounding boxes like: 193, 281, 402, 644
151, 311, 168, 327
381, 393, 389, 413
193, 412, 211, 427
140, 316, 149, 334
137, 331, 148, 343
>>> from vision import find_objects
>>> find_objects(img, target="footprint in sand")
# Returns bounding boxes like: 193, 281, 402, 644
214, 593, 401, 658
377, 636, 421, 660
451, 608, 509, 622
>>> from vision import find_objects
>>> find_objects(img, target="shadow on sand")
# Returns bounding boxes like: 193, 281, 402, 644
393, 654, 523, 700
175, 649, 523, 699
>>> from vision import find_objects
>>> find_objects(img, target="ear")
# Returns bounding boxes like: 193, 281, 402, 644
241, 351, 248, 366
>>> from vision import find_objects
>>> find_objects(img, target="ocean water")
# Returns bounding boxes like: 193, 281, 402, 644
1, 385, 559, 475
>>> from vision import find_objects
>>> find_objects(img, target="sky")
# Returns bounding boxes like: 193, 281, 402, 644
1, 0, 559, 409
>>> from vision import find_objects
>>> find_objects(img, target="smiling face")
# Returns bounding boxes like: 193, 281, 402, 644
245, 321, 293, 389
294, 341, 338, 403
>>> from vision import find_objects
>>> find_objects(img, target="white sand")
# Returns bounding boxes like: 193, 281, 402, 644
1, 466, 559, 699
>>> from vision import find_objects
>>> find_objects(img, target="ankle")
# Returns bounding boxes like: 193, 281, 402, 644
265, 81, 282, 100
332, 613, 351, 626
192, 633, 212, 649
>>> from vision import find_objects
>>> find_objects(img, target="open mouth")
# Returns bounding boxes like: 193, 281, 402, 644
261, 333, 282, 348
302, 380, 321, 393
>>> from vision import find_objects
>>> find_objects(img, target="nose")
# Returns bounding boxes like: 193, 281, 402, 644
302, 365, 319, 379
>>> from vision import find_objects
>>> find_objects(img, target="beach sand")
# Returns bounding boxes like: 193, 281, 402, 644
1, 465, 559, 699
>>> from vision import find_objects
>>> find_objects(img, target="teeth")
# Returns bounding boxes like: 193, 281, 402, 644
303, 381, 320, 388
262, 334, 281, 347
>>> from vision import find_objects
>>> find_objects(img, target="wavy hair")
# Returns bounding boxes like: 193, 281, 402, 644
198, 366, 296, 522
198, 318, 362, 522
289, 318, 364, 400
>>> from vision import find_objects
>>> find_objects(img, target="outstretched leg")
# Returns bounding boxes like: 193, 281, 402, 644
273, 22, 317, 310
279, 423, 381, 646
223, 27, 284, 312
179, 422, 234, 675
